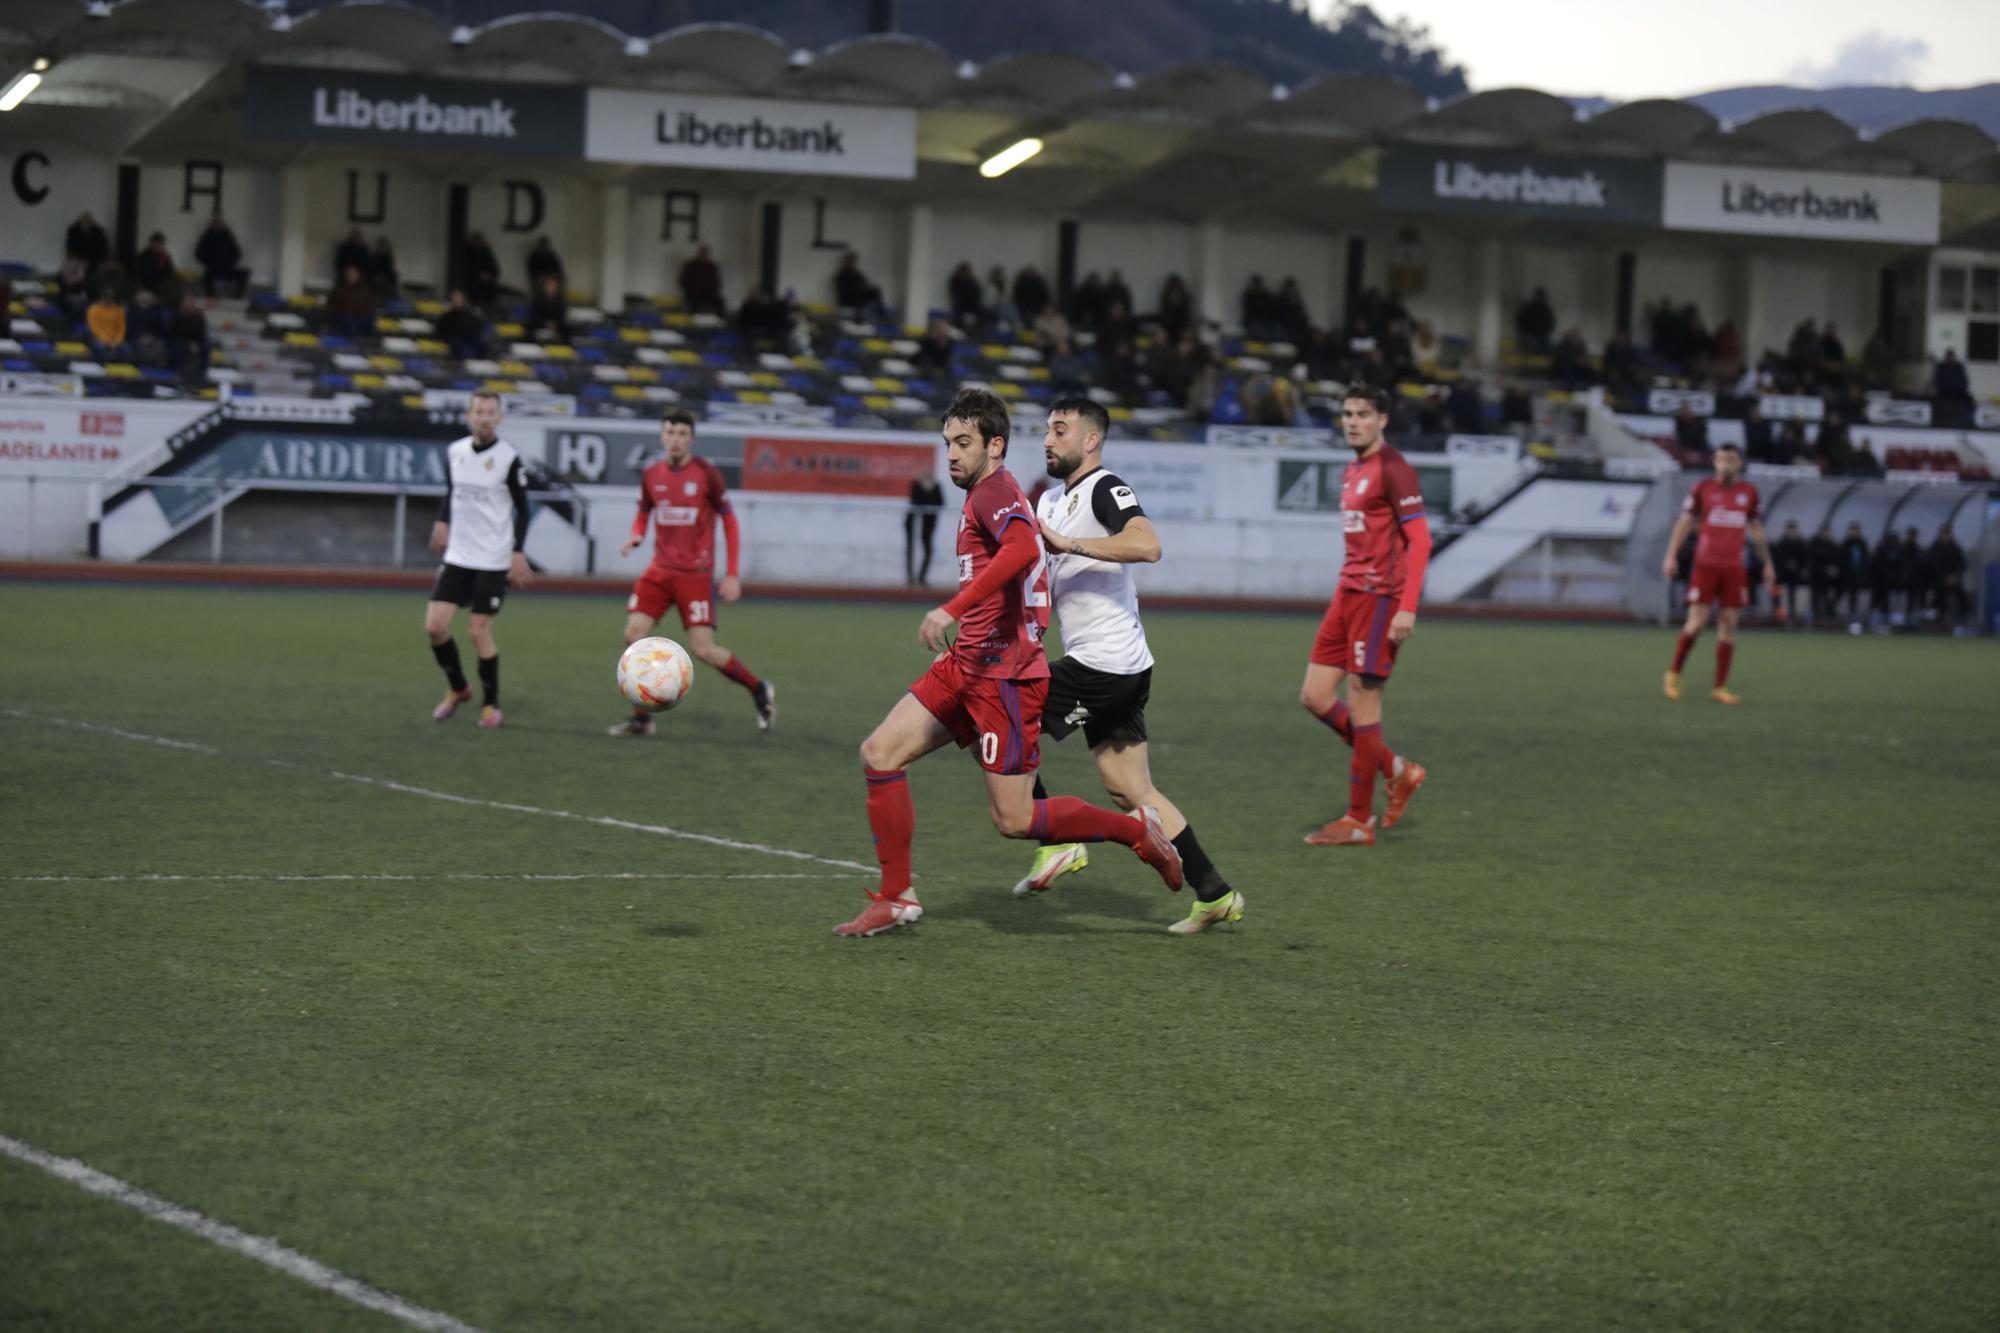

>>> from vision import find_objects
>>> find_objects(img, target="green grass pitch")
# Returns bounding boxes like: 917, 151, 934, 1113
1, 579, 1995, 1332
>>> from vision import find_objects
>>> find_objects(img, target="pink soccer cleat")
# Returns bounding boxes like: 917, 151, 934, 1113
433, 687, 472, 721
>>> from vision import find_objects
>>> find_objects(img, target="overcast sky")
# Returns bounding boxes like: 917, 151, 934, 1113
1320, 0, 2000, 100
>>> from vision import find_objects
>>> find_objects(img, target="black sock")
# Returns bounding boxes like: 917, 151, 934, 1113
477, 654, 499, 707
432, 639, 467, 692
1172, 825, 1230, 901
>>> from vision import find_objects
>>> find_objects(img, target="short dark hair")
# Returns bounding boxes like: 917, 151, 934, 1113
1715, 442, 1742, 456
942, 387, 1010, 453
467, 388, 502, 407
662, 409, 696, 431
1048, 395, 1110, 444
1342, 383, 1392, 415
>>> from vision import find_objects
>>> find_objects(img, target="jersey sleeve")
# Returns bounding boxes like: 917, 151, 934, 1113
506, 457, 530, 551
707, 460, 732, 516
1682, 482, 1704, 515
975, 481, 1035, 542
1746, 485, 1762, 521
1088, 473, 1146, 534
1382, 453, 1426, 525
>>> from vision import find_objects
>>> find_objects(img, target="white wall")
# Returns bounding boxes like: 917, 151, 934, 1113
463, 175, 602, 301
1632, 244, 1731, 339
1510, 241, 1614, 346
135, 158, 281, 291
622, 187, 755, 304
772, 193, 907, 312
1752, 251, 1872, 361
300, 158, 449, 291
0, 142, 115, 271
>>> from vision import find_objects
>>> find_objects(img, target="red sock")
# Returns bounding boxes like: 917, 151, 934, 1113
1378, 739, 1398, 778
1316, 700, 1353, 745
719, 654, 762, 694
863, 769, 914, 896
1715, 640, 1735, 689
1671, 631, 1696, 672
1029, 797, 1141, 847
1348, 723, 1382, 822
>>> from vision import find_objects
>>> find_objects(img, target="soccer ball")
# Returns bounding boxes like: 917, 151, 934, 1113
618, 637, 694, 713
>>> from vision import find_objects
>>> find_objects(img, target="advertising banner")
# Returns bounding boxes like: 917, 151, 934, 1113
1662, 162, 1940, 245
148, 430, 454, 527
1275, 457, 1454, 517
742, 437, 935, 496
545, 425, 740, 489
0, 402, 208, 476
242, 66, 586, 156
585, 90, 917, 179
0, 373, 82, 397
1377, 146, 1662, 226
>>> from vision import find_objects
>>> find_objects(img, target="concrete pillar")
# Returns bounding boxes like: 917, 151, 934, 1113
1473, 236, 1504, 364
597, 182, 628, 311
901, 203, 932, 333
1197, 222, 1226, 333
1740, 251, 1771, 360
276, 164, 310, 298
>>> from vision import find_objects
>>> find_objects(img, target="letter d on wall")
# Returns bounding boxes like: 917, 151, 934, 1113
503, 180, 544, 232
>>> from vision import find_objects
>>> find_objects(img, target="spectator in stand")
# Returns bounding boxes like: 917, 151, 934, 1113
1838, 521, 1870, 620
1446, 379, 1483, 433
526, 236, 563, 292
525, 274, 568, 342
66, 212, 112, 279
1098, 299, 1137, 353
1410, 320, 1441, 377
1929, 349, 1971, 427
678, 244, 723, 315
1847, 438, 1883, 479
947, 261, 984, 331
1771, 519, 1809, 622
833, 252, 884, 320
1927, 525, 1969, 624
433, 289, 486, 359
126, 289, 169, 364
167, 293, 209, 383
195, 216, 247, 298
1673, 404, 1709, 456
1786, 319, 1821, 380
1011, 265, 1050, 328
1819, 321, 1847, 370
369, 235, 399, 298
56, 255, 91, 321
912, 316, 956, 374
0, 275, 11, 320
1275, 277, 1311, 346
1068, 271, 1106, 331
1032, 303, 1071, 347
334, 228, 370, 282
1500, 383, 1532, 431
1679, 305, 1714, 375
1156, 274, 1195, 344
1103, 270, 1133, 322
1601, 328, 1642, 396
1514, 286, 1555, 354
462, 232, 501, 308
1045, 334, 1091, 394
1712, 319, 1742, 377
1239, 275, 1278, 338
1868, 526, 1903, 626
1551, 328, 1590, 388
1098, 323, 1139, 402
1741, 400, 1774, 463
1381, 317, 1416, 381
1862, 326, 1895, 391
1774, 419, 1808, 468
1902, 526, 1936, 619
1815, 411, 1853, 474
983, 265, 1019, 333
85, 288, 128, 359
135, 233, 177, 299
1807, 521, 1840, 623
905, 473, 945, 586
326, 263, 377, 338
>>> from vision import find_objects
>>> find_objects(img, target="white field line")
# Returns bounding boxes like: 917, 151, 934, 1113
2, 871, 832, 883
2, 708, 873, 873
0, 1132, 486, 1333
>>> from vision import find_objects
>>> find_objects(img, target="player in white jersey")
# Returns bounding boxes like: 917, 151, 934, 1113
1016, 397, 1244, 935
425, 389, 534, 729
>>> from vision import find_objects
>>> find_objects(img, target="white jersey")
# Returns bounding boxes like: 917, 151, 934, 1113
1036, 467, 1154, 675
441, 435, 527, 571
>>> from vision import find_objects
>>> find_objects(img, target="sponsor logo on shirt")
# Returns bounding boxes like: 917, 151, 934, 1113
1343, 509, 1366, 534
656, 505, 700, 525
1111, 486, 1137, 509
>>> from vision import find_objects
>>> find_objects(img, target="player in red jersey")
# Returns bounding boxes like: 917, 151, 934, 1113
1661, 443, 1776, 705
1298, 383, 1434, 847
608, 410, 775, 735
836, 388, 1184, 937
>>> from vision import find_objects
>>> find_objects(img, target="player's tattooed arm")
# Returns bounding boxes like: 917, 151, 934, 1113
1037, 515, 1161, 563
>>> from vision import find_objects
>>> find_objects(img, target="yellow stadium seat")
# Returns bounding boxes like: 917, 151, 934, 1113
543, 344, 578, 360
282, 332, 319, 348
414, 340, 447, 356
663, 313, 693, 328
1109, 406, 1134, 421
55, 340, 89, 356
104, 363, 140, 378
1026, 366, 1050, 381
990, 381, 1023, 399
286, 295, 317, 309
862, 394, 895, 411
401, 395, 427, 410
613, 385, 648, 401
792, 355, 824, 370
668, 350, 702, 365
861, 338, 892, 353
495, 322, 524, 338
619, 327, 651, 343
352, 373, 385, 389
625, 366, 660, 384
873, 377, 904, 392
414, 301, 445, 317
368, 355, 402, 371
498, 360, 532, 377
374, 318, 400, 333
978, 344, 1010, 359
749, 371, 782, 387
736, 390, 771, 405
801, 302, 835, 317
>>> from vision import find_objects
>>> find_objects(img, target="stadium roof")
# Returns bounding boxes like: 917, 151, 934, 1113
4, 0, 1998, 237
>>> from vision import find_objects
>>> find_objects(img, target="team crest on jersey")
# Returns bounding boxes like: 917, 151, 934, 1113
685, 481, 697, 495
1355, 478, 1370, 495
1067, 494, 1080, 516
484, 457, 495, 471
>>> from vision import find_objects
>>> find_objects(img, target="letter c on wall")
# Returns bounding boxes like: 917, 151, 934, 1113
12, 151, 50, 205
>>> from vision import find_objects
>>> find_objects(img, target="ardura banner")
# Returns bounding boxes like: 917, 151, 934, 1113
1376, 146, 1663, 226
1662, 162, 1940, 245
242, 66, 586, 156
741, 437, 935, 496
585, 90, 917, 179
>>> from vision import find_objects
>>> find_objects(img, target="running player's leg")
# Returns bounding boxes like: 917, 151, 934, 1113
1092, 738, 1237, 909
679, 578, 774, 727
425, 581, 471, 719
1014, 672, 1088, 896
839, 688, 957, 936
1669, 582, 1712, 698
1712, 600, 1743, 703
613, 576, 668, 734
467, 604, 503, 727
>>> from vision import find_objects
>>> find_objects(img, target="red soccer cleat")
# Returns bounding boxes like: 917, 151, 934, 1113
432, 686, 472, 722
1131, 805, 1184, 892
1382, 759, 1427, 831
1304, 815, 1377, 847
833, 889, 922, 937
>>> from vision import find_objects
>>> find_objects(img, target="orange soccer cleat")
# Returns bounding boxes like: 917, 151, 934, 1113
1662, 670, 1682, 701
1382, 759, 1427, 831
1130, 805, 1185, 891
1710, 687, 1742, 705
1304, 815, 1377, 847
833, 889, 923, 938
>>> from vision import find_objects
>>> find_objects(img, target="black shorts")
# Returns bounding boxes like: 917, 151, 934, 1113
1042, 657, 1150, 748
429, 562, 509, 615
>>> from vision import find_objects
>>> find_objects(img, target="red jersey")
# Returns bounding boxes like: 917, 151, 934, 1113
1684, 477, 1760, 569
952, 468, 1051, 681
633, 456, 730, 573
1338, 444, 1427, 599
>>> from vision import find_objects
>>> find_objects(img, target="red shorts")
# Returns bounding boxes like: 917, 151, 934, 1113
1309, 590, 1401, 678
1688, 564, 1749, 609
629, 569, 716, 628
908, 655, 1046, 775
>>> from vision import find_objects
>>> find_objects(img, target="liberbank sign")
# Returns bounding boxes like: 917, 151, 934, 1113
243, 67, 585, 156
1376, 147, 1662, 226
1663, 162, 1940, 245
584, 90, 916, 179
